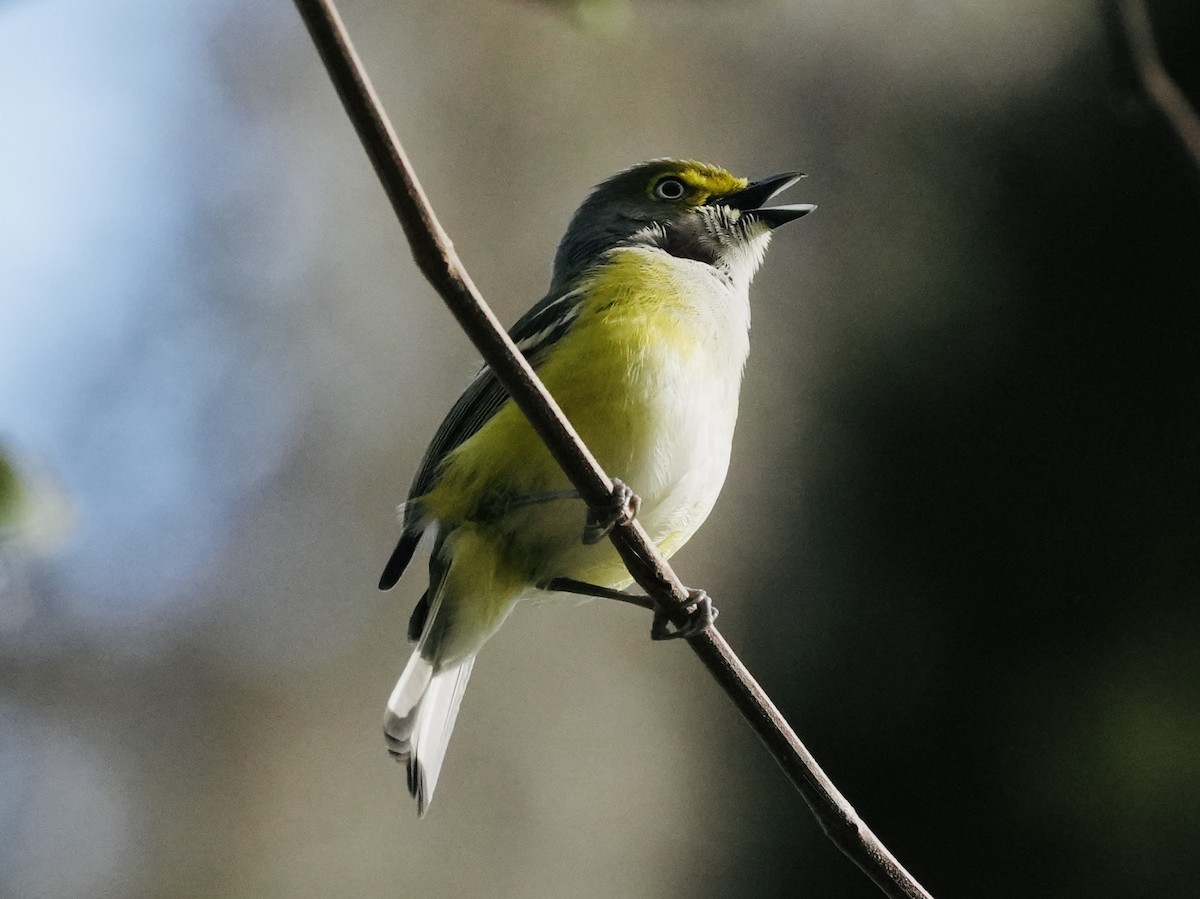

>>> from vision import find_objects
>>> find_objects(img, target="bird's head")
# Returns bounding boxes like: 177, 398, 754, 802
551, 158, 814, 291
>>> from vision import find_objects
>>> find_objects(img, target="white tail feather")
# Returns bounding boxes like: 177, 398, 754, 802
384, 650, 434, 748
383, 652, 475, 816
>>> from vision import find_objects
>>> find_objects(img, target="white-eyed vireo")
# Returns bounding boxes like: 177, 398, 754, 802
379, 159, 813, 813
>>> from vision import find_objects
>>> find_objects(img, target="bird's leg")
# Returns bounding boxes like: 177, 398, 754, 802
540, 578, 718, 641
539, 577, 654, 610
582, 478, 640, 544
474, 488, 579, 523
650, 589, 718, 641
503, 488, 579, 510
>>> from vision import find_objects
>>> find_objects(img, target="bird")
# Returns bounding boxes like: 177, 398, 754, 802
378, 158, 814, 814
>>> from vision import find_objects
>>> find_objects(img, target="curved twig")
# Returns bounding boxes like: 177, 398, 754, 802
1113, 0, 1200, 170
291, 2, 934, 896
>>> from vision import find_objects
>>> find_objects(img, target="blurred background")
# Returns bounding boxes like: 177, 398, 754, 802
2, 0, 1198, 896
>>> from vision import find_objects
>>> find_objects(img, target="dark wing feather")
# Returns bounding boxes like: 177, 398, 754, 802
379, 531, 422, 590
378, 284, 586, 590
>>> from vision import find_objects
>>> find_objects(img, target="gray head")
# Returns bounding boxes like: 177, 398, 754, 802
550, 158, 814, 292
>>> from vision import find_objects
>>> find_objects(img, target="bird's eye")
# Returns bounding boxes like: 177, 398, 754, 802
653, 177, 686, 200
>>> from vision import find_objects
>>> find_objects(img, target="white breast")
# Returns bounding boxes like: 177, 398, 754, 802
623, 250, 751, 557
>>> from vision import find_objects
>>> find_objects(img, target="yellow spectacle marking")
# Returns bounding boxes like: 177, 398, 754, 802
646, 159, 747, 206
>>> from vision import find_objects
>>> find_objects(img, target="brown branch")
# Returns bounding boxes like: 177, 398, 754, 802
1113, 0, 1200, 170
291, 2, 934, 896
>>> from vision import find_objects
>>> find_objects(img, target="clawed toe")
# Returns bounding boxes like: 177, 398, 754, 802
651, 589, 718, 641
582, 478, 640, 544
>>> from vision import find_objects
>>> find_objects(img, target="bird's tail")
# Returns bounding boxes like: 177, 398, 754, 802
383, 526, 518, 814
384, 646, 475, 816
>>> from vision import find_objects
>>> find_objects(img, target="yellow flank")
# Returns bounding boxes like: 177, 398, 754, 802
420, 247, 706, 584
419, 525, 529, 665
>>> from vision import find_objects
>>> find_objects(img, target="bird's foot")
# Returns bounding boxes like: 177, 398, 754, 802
651, 589, 718, 641
582, 478, 640, 544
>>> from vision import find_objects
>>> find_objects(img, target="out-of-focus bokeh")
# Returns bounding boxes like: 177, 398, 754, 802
2, 0, 1198, 896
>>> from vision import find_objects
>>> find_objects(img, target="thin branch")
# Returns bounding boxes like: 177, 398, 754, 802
291, 2, 934, 896
1113, 0, 1200, 170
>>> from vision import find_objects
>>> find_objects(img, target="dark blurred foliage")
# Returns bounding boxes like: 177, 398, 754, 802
726, 4, 1200, 896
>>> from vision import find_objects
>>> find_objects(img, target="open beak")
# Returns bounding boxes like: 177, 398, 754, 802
715, 171, 816, 227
